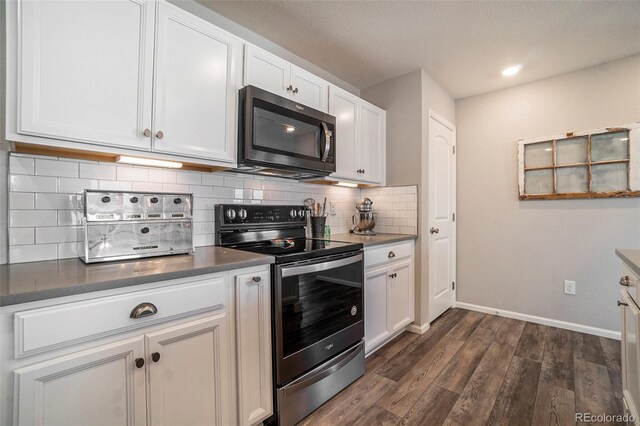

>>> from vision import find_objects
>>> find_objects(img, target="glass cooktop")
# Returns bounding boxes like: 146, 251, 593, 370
228, 238, 362, 263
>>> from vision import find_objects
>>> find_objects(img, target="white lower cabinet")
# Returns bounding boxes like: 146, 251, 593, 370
3, 266, 273, 426
621, 288, 640, 424
364, 241, 415, 355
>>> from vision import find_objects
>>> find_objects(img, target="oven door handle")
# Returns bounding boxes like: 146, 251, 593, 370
321, 122, 331, 162
282, 341, 363, 396
280, 253, 363, 278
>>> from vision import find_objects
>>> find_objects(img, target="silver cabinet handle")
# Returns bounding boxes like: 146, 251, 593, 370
620, 276, 630, 286
430, 227, 440, 234
388, 251, 395, 258
143, 128, 151, 137
156, 130, 164, 140
321, 122, 331, 162
252, 276, 262, 283
130, 302, 158, 319
293, 87, 299, 94
286, 85, 293, 91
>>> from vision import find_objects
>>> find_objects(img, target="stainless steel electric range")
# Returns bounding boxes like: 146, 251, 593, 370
215, 204, 365, 426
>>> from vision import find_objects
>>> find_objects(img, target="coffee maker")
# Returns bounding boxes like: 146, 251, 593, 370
352, 198, 376, 235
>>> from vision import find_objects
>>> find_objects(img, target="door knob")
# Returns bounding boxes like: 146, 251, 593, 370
286, 85, 293, 91
252, 276, 262, 283
430, 227, 440, 234
135, 358, 145, 368
151, 352, 161, 363
620, 276, 630, 286
143, 128, 151, 137
293, 87, 299, 94
618, 301, 629, 307
388, 251, 395, 258
156, 130, 164, 140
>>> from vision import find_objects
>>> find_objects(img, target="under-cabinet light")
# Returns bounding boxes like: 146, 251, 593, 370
336, 182, 358, 188
116, 156, 183, 169
501, 65, 522, 77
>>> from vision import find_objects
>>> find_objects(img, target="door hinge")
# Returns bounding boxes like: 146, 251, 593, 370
453, 146, 456, 154
452, 213, 455, 222
452, 281, 456, 290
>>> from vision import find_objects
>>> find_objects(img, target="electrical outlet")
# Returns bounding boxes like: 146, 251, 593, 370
330, 201, 336, 216
564, 280, 576, 295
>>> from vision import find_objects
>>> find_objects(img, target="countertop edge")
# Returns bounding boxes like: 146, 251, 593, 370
0, 256, 274, 308
323, 233, 418, 248
616, 249, 640, 277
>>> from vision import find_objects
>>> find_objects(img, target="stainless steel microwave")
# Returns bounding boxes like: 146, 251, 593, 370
236, 85, 336, 179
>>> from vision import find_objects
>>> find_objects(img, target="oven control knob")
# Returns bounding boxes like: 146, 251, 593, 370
238, 208, 247, 220
225, 209, 236, 220
298, 209, 306, 218
289, 209, 297, 219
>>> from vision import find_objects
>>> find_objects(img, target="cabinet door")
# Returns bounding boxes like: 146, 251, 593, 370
235, 268, 273, 425
359, 103, 385, 184
14, 337, 146, 426
388, 259, 414, 333
290, 65, 329, 112
18, 0, 154, 150
329, 86, 360, 180
146, 314, 234, 426
364, 266, 391, 354
621, 291, 640, 420
244, 45, 291, 95
152, 3, 238, 162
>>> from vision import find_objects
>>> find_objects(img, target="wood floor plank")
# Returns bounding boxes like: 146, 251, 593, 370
478, 314, 506, 332
573, 331, 607, 365
377, 309, 468, 381
487, 355, 542, 425
446, 342, 516, 425
515, 322, 549, 362
531, 381, 576, 426
446, 310, 486, 341
399, 384, 459, 426
494, 317, 526, 347
541, 327, 575, 391
600, 337, 623, 401
433, 326, 494, 394
374, 331, 420, 360
377, 337, 465, 417
352, 404, 400, 426
574, 359, 620, 421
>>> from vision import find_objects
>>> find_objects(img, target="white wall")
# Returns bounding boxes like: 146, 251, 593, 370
456, 54, 640, 332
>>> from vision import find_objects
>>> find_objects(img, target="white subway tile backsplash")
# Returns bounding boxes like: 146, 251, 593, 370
99, 180, 133, 191
35, 159, 78, 178
162, 183, 190, 193
79, 163, 116, 180
10, 244, 57, 263
58, 177, 99, 193
9, 156, 34, 175
177, 171, 201, 185
10, 175, 57, 193
116, 166, 149, 182
10, 228, 34, 246
35, 193, 78, 210
58, 242, 83, 259
148, 169, 177, 183
36, 226, 80, 244
202, 174, 224, 186
132, 181, 164, 192
10, 193, 35, 210
223, 176, 243, 188
58, 210, 83, 226
10, 210, 57, 228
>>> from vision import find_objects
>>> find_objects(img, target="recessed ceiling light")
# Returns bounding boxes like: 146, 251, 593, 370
502, 65, 522, 77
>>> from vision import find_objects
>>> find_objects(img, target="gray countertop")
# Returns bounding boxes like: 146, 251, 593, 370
324, 233, 417, 248
0, 246, 274, 307
616, 249, 640, 277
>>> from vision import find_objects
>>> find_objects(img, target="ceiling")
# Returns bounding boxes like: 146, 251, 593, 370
199, 1, 640, 99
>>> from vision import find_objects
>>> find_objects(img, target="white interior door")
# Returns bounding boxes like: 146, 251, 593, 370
152, 3, 238, 162
428, 112, 456, 321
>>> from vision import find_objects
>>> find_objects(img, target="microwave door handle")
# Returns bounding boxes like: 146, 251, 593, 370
280, 253, 363, 278
321, 122, 331, 162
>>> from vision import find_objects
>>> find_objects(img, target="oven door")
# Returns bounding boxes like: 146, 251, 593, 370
274, 251, 364, 385
240, 85, 336, 173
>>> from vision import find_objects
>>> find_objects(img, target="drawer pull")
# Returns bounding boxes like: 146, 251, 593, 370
618, 301, 629, 307
151, 352, 161, 363
135, 358, 145, 368
620, 276, 630, 287
130, 302, 158, 319
388, 251, 396, 258
252, 276, 262, 283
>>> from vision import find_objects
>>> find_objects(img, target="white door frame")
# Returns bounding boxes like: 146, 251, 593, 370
427, 109, 456, 322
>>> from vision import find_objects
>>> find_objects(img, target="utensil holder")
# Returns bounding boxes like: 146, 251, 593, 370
310, 216, 327, 238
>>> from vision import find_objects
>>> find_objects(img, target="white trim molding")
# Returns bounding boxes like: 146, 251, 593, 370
455, 301, 620, 340
407, 322, 430, 335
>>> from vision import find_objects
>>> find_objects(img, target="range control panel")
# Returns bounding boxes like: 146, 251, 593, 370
216, 204, 307, 226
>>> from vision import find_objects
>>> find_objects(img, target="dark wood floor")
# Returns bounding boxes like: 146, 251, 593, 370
299, 308, 623, 426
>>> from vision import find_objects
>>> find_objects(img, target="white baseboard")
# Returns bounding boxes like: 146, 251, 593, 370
406, 321, 430, 335
455, 301, 620, 340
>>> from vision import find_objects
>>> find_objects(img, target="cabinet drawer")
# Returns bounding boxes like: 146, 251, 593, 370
622, 263, 640, 306
14, 274, 228, 358
365, 241, 413, 269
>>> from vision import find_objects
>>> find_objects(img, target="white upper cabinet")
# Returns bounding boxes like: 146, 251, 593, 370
152, 3, 239, 162
17, 0, 155, 151
244, 45, 330, 112
329, 85, 386, 185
